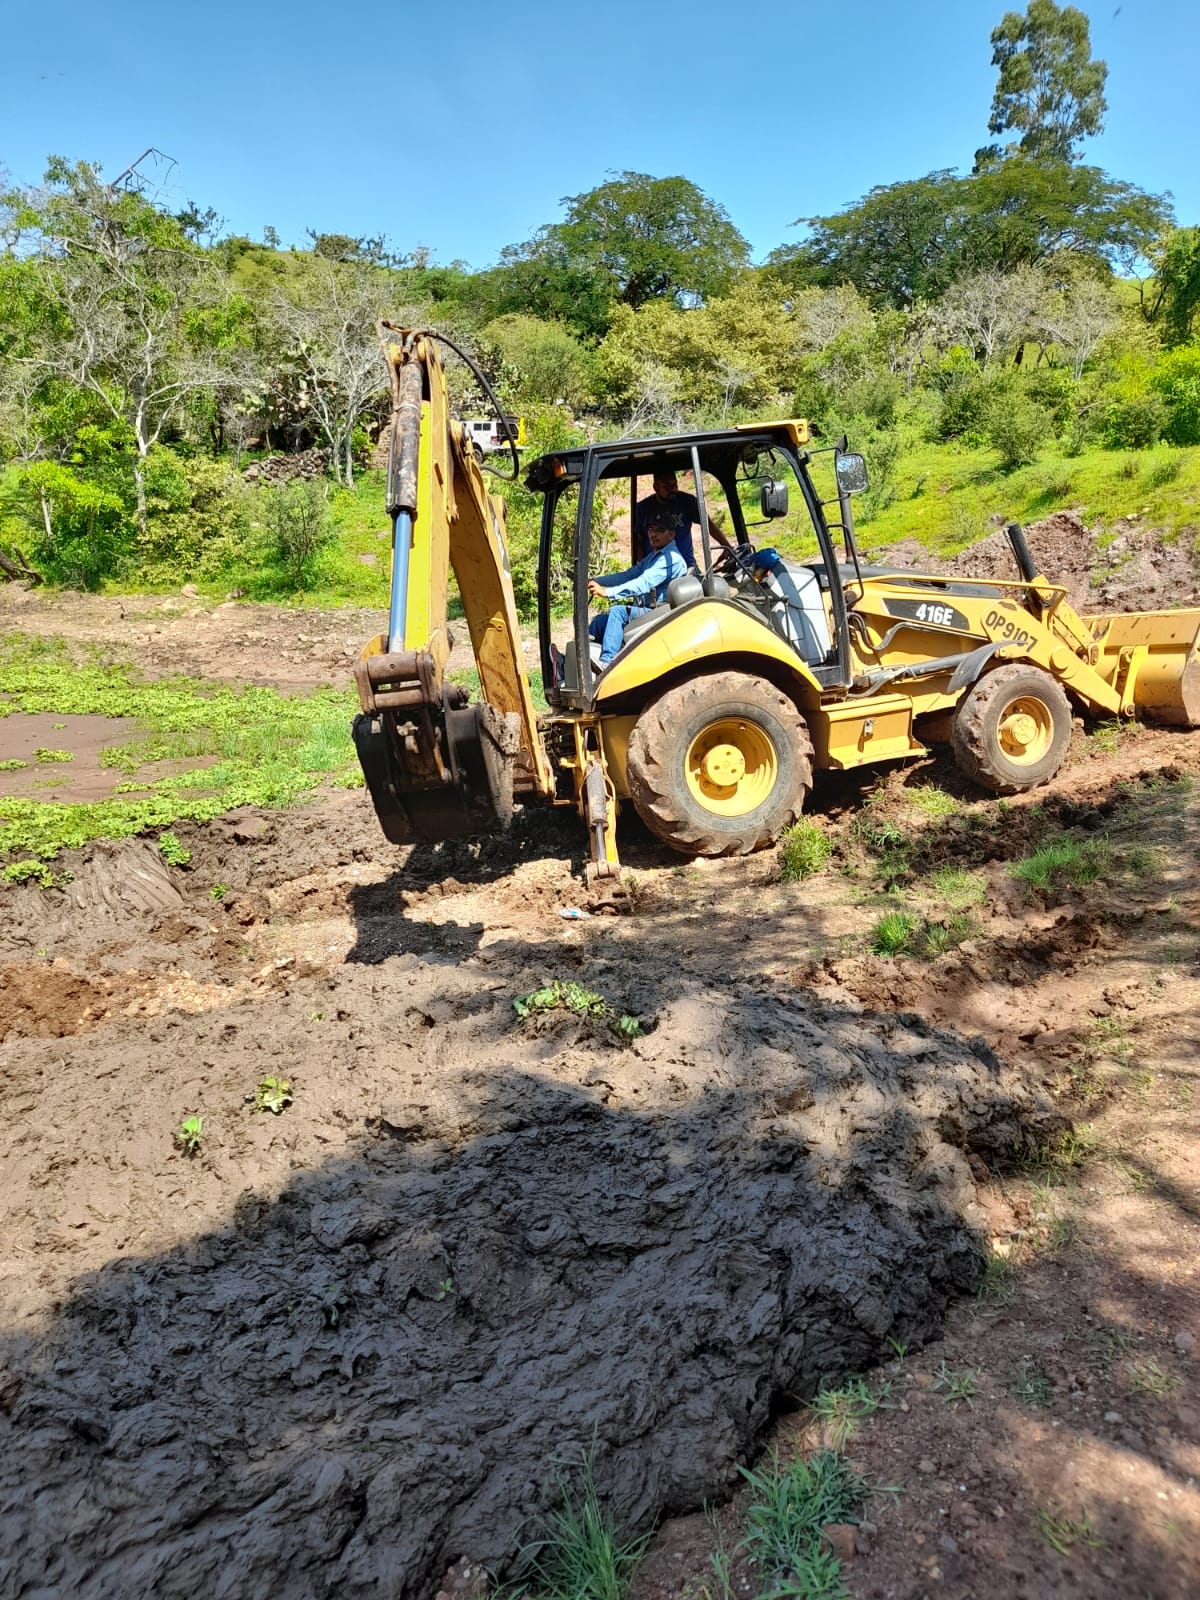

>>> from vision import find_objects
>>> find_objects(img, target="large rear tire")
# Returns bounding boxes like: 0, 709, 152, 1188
626, 671, 813, 857
951, 663, 1072, 794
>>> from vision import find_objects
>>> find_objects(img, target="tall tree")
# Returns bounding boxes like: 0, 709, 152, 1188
1, 158, 247, 535
269, 257, 395, 486
987, 0, 1108, 162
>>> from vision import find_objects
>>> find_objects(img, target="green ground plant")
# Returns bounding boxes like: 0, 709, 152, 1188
2, 858, 56, 887
904, 784, 960, 818
512, 980, 642, 1044
1009, 836, 1113, 892
157, 831, 191, 866
932, 1361, 979, 1409
1033, 1501, 1104, 1557
0, 635, 361, 865
739, 1448, 868, 1600
808, 1376, 893, 1446
503, 1455, 650, 1600
1008, 1359, 1054, 1408
870, 910, 918, 956
779, 818, 833, 882
0, 759, 27, 771
254, 1077, 293, 1115
927, 866, 987, 907
33, 747, 73, 763
176, 1115, 204, 1156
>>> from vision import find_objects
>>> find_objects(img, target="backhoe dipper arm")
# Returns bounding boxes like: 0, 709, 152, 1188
352, 327, 552, 845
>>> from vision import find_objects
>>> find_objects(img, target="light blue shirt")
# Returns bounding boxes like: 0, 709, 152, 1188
595, 545, 687, 606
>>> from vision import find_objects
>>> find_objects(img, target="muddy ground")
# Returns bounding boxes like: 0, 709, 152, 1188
1, 531, 1199, 1598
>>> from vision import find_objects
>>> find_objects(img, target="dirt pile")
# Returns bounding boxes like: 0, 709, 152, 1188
0, 914, 1058, 1596
933, 511, 1200, 614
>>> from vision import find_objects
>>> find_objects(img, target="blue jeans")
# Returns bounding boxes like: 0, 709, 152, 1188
589, 604, 647, 664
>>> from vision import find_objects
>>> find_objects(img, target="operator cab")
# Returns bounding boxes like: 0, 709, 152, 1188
525, 423, 871, 708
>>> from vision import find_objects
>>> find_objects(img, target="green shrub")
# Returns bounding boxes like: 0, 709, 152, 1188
1151, 345, 1200, 447
934, 367, 996, 443
256, 480, 336, 590
141, 450, 252, 578
1102, 392, 1166, 450
1023, 367, 1076, 430
986, 395, 1050, 470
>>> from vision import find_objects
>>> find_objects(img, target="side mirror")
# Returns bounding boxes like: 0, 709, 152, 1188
835, 452, 869, 496
759, 478, 788, 518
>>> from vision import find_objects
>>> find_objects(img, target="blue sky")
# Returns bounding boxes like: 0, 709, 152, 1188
1, 0, 1196, 266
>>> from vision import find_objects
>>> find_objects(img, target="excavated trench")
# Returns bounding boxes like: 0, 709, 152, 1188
0, 822, 1060, 1598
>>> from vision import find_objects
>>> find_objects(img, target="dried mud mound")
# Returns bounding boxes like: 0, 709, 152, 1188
0, 948, 1054, 1599
881, 510, 1200, 614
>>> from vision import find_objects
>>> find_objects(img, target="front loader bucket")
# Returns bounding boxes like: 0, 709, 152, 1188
1092, 609, 1200, 727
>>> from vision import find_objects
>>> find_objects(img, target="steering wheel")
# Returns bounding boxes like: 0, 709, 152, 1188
716, 541, 759, 580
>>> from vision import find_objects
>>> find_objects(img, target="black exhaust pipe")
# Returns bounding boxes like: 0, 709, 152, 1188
1006, 521, 1037, 583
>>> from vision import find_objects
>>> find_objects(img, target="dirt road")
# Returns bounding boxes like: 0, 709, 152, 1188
1, 586, 1198, 1599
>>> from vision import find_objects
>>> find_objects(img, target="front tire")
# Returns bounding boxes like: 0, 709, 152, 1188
626, 671, 813, 856
951, 663, 1072, 793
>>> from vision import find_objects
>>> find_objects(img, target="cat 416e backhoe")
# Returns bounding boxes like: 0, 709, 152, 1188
352, 327, 1200, 879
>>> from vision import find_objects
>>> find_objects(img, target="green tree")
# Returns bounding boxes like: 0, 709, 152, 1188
1142, 227, 1200, 345
771, 161, 1168, 309
553, 172, 749, 310
499, 173, 750, 338
480, 314, 593, 408
1, 158, 247, 535
987, 1, 1108, 162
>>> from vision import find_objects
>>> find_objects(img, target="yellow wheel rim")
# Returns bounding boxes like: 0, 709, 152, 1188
997, 695, 1055, 765
685, 717, 779, 817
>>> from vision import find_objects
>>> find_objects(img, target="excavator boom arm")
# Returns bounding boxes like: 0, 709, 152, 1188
353, 328, 552, 844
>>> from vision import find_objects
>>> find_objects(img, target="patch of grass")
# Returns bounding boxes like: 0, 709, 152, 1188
919, 911, 979, 955
513, 980, 642, 1044
779, 818, 833, 882
0, 758, 27, 771
1128, 1357, 1177, 1397
869, 907, 977, 958
870, 910, 918, 956
926, 866, 986, 908
740, 1448, 867, 1599
905, 783, 960, 817
975, 1249, 1018, 1309
1008, 1359, 1054, 1408
33, 747, 73, 763
932, 1361, 979, 1409
1089, 720, 1122, 755
1033, 1501, 1104, 1557
1010, 836, 1113, 892
0, 635, 360, 865
809, 1376, 893, 1446
505, 1454, 650, 1600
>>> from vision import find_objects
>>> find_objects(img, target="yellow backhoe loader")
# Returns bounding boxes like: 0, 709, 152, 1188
353, 327, 1200, 878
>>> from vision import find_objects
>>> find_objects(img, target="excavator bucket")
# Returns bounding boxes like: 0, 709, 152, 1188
352, 644, 521, 844
1089, 608, 1200, 726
